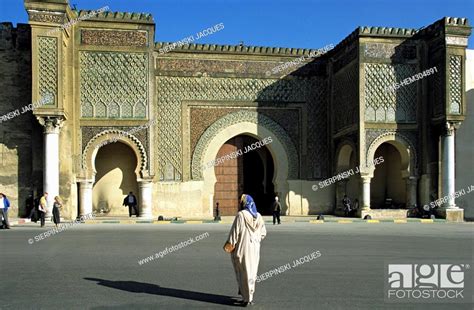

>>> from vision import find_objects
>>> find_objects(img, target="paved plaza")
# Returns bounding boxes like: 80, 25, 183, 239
1, 222, 472, 309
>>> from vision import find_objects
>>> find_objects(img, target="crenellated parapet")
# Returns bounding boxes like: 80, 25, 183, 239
0, 23, 31, 50
155, 42, 324, 57
71, 10, 153, 23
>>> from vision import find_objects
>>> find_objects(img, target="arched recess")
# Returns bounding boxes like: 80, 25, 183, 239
366, 132, 416, 178
93, 143, 138, 215
335, 140, 358, 173
77, 130, 154, 219
334, 140, 359, 213
366, 132, 418, 208
81, 129, 149, 180
191, 110, 298, 180
194, 116, 295, 215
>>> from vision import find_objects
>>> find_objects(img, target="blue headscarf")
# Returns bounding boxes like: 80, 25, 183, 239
240, 194, 258, 218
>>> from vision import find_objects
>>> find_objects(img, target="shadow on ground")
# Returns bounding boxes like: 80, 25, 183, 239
84, 277, 241, 307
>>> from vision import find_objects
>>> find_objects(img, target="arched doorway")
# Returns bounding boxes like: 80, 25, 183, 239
335, 143, 359, 213
92, 142, 139, 216
370, 142, 406, 208
213, 135, 275, 216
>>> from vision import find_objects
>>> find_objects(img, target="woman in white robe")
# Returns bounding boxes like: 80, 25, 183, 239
226, 194, 267, 306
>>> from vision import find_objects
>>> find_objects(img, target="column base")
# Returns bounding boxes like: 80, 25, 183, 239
138, 213, 154, 220
360, 209, 372, 219
438, 207, 464, 222
138, 179, 153, 220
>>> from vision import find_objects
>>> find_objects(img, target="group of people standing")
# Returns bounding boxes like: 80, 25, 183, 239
29, 192, 63, 227
1, 192, 62, 229
2, 190, 138, 229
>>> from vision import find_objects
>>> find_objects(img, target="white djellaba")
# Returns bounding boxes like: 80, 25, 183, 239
226, 194, 267, 305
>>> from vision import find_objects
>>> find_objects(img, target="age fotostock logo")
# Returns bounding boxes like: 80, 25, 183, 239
386, 263, 472, 303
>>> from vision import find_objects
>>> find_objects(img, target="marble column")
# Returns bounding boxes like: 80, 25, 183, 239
38, 116, 64, 217
138, 180, 153, 219
360, 175, 371, 210
440, 122, 464, 222
406, 176, 418, 207
78, 180, 93, 219
441, 123, 457, 209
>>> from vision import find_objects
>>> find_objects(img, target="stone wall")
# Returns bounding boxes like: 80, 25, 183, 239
155, 52, 329, 182
0, 23, 42, 217
3, 6, 472, 220
456, 49, 474, 220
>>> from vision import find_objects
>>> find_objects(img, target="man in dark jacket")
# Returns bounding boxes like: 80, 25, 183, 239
272, 195, 281, 225
123, 192, 138, 217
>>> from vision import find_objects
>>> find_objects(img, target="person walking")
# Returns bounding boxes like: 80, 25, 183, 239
123, 191, 138, 217
38, 192, 48, 227
52, 196, 62, 227
272, 195, 281, 225
214, 202, 221, 221
224, 194, 267, 306
0, 193, 11, 229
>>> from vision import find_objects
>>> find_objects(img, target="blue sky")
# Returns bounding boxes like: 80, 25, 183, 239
1, 0, 473, 48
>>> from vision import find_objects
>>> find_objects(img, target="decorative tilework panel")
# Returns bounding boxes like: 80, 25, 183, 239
364, 63, 417, 123
38, 37, 57, 106
80, 51, 148, 119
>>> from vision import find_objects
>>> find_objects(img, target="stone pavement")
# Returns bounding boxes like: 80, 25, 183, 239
1, 222, 472, 309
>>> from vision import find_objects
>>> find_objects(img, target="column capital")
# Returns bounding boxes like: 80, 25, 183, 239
360, 174, 372, 183
443, 122, 461, 136
77, 179, 94, 188
37, 115, 66, 134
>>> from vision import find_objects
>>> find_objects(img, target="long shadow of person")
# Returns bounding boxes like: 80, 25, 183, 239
84, 278, 240, 307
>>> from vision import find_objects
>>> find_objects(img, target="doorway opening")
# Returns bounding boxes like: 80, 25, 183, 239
371, 142, 407, 208
213, 135, 274, 215
93, 142, 138, 216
